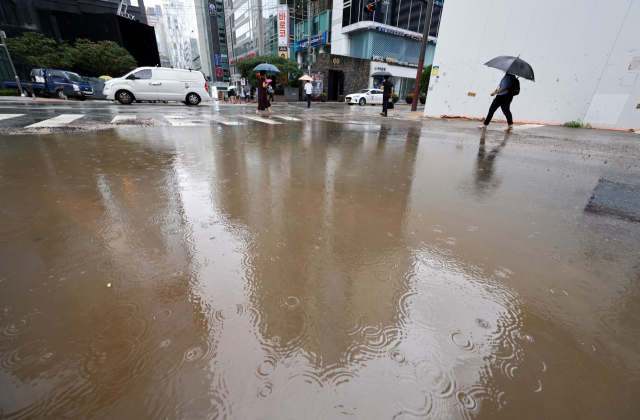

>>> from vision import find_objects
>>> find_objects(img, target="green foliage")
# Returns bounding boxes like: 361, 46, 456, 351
70, 39, 137, 77
319, 92, 327, 97
419, 65, 432, 95
5, 32, 74, 69
392, 93, 399, 99
234, 55, 304, 88
419, 94, 426, 99
0, 90, 21, 96
405, 93, 414, 100
563, 119, 592, 129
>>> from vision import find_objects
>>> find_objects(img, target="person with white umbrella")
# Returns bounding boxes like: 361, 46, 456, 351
299, 75, 313, 108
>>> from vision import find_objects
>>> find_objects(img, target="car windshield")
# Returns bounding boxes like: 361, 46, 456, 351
356, 89, 370, 94
63, 72, 86, 83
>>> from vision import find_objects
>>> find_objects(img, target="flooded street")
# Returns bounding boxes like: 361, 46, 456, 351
1, 110, 639, 419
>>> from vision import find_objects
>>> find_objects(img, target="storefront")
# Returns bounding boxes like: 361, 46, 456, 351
369, 60, 420, 99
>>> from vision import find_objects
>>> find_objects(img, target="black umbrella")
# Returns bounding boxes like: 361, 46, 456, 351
484, 56, 535, 81
371, 71, 393, 77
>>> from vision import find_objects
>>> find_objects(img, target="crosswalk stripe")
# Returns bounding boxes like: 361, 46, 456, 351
26, 114, 84, 128
240, 115, 282, 125
272, 115, 300, 121
164, 115, 203, 126
111, 115, 136, 122
204, 115, 245, 126
0, 114, 25, 121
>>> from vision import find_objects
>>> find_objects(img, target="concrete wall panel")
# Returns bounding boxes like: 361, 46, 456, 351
425, 0, 640, 129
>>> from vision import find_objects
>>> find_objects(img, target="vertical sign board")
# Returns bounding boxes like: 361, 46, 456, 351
214, 54, 223, 78
278, 5, 289, 58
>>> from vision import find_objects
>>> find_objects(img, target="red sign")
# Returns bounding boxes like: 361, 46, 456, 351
230, 60, 235, 65
238, 56, 244, 61
248, 52, 256, 58
215, 66, 223, 78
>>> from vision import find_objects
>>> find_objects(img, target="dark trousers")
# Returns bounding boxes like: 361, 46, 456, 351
382, 95, 390, 115
306, 95, 311, 107
484, 95, 513, 126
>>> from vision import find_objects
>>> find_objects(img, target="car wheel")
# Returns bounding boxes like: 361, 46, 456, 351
56, 89, 67, 100
359, 98, 366, 106
116, 90, 134, 105
348, 104, 353, 106
77, 96, 86, 101
186, 93, 201, 106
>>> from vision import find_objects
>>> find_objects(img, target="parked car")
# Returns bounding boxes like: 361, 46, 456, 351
103, 67, 211, 105
3, 69, 93, 100
345, 89, 384, 106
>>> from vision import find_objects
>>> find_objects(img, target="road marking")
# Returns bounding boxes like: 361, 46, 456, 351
516, 124, 544, 130
0, 114, 25, 121
204, 115, 245, 126
26, 114, 84, 128
272, 115, 300, 121
240, 115, 282, 125
111, 115, 136, 122
164, 115, 204, 126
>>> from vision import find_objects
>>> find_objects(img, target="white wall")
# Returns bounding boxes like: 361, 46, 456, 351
424, 0, 640, 130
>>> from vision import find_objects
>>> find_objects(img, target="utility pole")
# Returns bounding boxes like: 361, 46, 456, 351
410, 0, 434, 112
307, 0, 312, 74
0, 30, 24, 97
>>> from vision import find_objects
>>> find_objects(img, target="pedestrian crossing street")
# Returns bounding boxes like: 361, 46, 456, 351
0, 113, 302, 128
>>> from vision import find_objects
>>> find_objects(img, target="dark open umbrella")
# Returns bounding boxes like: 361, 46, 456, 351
371, 71, 393, 77
484, 56, 535, 81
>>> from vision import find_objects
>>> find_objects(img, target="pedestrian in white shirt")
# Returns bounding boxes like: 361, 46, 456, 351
304, 81, 313, 108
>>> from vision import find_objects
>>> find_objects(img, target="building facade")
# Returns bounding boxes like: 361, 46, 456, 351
424, 0, 640, 130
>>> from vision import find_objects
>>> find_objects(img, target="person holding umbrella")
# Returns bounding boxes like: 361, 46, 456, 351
256, 70, 273, 115
479, 55, 534, 132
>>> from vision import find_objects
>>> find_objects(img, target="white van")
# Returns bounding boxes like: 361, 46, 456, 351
103, 67, 211, 106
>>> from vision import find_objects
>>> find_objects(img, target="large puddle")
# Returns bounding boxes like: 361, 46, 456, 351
1, 122, 639, 419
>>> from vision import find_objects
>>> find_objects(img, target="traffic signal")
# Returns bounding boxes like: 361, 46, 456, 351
365, 3, 376, 12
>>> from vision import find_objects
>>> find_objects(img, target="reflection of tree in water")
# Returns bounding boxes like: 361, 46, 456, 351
474, 131, 510, 196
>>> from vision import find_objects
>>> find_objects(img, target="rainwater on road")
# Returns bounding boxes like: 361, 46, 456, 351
1, 105, 639, 419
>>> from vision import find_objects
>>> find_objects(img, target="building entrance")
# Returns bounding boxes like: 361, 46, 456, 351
327, 70, 344, 101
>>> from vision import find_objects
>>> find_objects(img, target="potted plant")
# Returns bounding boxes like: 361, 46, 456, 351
405, 93, 414, 104
419, 94, 426, 104
319, 92, 327, 102
392, 94, 399, 103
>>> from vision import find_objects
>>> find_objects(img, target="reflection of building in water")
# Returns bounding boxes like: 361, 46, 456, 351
0, 132, 211, 418
211, 125, 419, 365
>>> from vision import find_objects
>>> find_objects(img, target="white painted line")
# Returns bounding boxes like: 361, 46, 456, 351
240, 115, 282, 125
0, 114, 24, 121
111, 115, 136, 122
26, 114, 84, 128
204, 115, 245, 126
516, 124, 544, 130
273, 115, 300, 121
164, 115, 201, 126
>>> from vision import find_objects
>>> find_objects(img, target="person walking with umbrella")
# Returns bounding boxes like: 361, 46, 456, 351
478, 55, 534, 132
256, 70, 274, 115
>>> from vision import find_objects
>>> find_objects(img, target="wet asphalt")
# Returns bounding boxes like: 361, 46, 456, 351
0, 98, 639, 419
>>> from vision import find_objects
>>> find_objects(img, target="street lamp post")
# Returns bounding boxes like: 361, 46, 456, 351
410, 0, 435, 112
0, 30, 24, 97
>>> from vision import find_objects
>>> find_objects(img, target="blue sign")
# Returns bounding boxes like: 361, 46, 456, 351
214, 54, 222, 67
294, 32, 327, 52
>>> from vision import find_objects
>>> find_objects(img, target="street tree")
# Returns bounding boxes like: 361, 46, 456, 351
70, 39, 137, 77
235, 55, 304, 88
5, 32, 75, 69
420, 64, 432, 95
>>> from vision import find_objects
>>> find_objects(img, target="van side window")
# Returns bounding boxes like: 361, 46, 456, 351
156, 70, 178, 80
133, 70, 152, 80
51, 71, 65, 79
